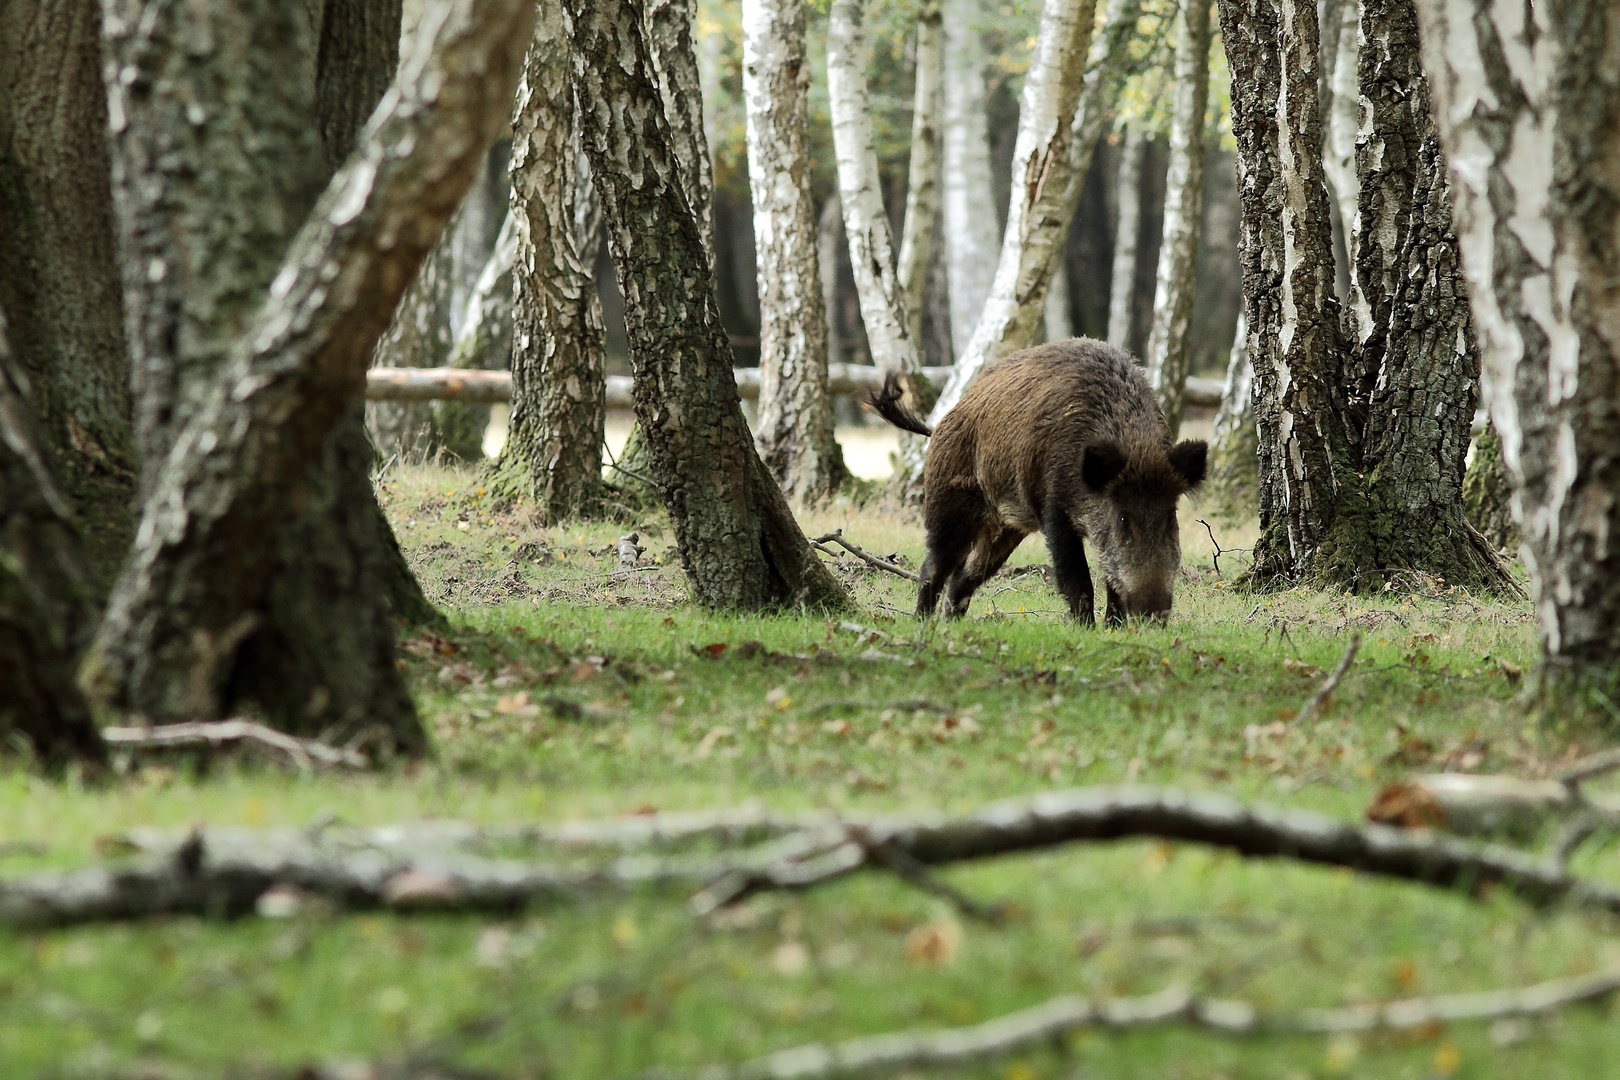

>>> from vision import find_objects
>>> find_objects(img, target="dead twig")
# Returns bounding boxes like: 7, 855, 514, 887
811, 531, 919, 582
692, 967, 1620, 1080
101, 720, 366, 770
1294, 634, 1360, 724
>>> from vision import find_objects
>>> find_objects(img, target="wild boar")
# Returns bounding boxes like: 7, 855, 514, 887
870, 337, 1206, 624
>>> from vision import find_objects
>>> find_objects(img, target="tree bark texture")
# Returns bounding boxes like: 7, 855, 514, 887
1346, 0, 1505, 590
1217, 0, 1359, 586
825, 0, 923, 382
1044, 255, 1074, 341
1144, 0, 1214, 436
742, 0, 847, 504
0, 0, 138, 588
0, 348, 108, 770
1464, 422, 1517, 554
1207, 309, 1258, 516
645, 0, 716, 269
84, 0, 533, 740
565, 0, 850, 611
1319, 0, 1360, 304
896, 5, 944, 351
496, 3, 609, 522
925, 0, 1098, 423
368, 221, 456, 460
1106, 129, 1146, 351
1415, 0, 1620, 677
940, 0, 999, 355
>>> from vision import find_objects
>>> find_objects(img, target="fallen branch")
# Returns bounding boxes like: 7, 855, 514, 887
10, 786, 1620, 926
698, 967, 1620, 1080
1294, 635, 1360, 724
101, 720, 366, 770
811, 531, 919, 582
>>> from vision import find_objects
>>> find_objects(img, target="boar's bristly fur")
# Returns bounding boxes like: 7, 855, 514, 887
870, 338, 1207, 624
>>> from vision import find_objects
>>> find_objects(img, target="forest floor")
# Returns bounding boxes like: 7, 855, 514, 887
4, 462, 1620, 1079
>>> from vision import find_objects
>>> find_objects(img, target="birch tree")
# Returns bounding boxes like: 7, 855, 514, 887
565, 0, 849, 610
1145, 0, 1215, 435
496, 7, 609, 522
896, 4, 945, 351
940, 0, 999, 354
743, 0, 847, 503
1216, 0, 1509, 592
83, 0, 533, 744
1319, 0, 1360, 299
1106, 129, 1146, 351
927, 0, 1098, 422
1415, 0, 1620, 685
0, 0, 138, 588
1206, 310, 1258, 514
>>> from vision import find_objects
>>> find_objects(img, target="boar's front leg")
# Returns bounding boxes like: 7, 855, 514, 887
916, 488, 984, 618
1042, 506, 1095, 624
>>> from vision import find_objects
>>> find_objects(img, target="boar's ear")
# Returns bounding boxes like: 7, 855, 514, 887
1081, 442, 1127, 491
1168, 440, 1208, 491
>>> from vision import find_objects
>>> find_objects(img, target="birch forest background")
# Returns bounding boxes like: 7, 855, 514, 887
2, 0, 1620, 1075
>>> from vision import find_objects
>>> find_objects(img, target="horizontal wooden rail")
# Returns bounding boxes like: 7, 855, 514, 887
366, 365, 1227, 409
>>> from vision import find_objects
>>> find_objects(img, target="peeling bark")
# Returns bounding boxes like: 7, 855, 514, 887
495, 7, 609, 522
565, 0, 849, 611
743, 0, 846, 503
0, 0, 138, 588
926, 0, 1098, 422
1144, 0, 1214, 436
1415, 0, 1620, 680
84, 0, 533, 740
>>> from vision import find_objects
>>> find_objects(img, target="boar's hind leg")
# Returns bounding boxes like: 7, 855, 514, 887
917, 486, 985, 617
943, 527, 1023, 618
1042, 506, 1095, 624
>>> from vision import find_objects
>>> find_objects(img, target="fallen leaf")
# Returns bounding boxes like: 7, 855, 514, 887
905, 918, 963, 966
1366, 782, 1445, 828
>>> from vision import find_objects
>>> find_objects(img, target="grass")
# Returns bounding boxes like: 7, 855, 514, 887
3, 462, 1619, 1079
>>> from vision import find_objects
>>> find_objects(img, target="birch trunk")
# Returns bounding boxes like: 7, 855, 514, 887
1106, 129, 1146, 351
0, 0, 138, 588
825, 0, 922, 382
940, 0, 999, 354
1206, 309, 1258, 516
646, 0, 716, 268
1415, 0, 1620, 681
1044, 255, 1074, 341
368, 225, 456, 461
1216, 0, 1359, 585
1347, 0, 1506, 590
743, 0, 847, 503
0, 346, 108, 770
1464, 422, 1517, 554
926, 0, 1099, 423
565, 0, 849, 611
896, 5, 944, 350
440, 209, 518, 456
496, 8, 609, 522
84, 0, 532, 740
1144, 0, 1214, 436
1320, 0, 1360, 303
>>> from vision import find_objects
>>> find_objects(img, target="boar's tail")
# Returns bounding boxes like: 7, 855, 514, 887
866, 372, 934, 437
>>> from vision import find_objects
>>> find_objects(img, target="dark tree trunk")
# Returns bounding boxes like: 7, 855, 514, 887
565, 0, 850, 611
0, 0, 139, 588
84, 0, 531, 743
0, 340, 108, 771
493, 2, 609, 522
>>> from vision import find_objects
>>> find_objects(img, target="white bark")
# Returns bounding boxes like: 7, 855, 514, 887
742, 0, 846, 501
1414, 0, 1620, 674
1043, 254, 1073, 341
1144, 0, 1214, 435
825, 0, 920, 378
1322, 0, 1360, 308
940, 0, 999, 353
1106, 128, 1146, 351
925, 0, 1098, 424
896, 6, 944, 349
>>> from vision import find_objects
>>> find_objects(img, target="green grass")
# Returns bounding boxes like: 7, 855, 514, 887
3, 463, 1618, 1079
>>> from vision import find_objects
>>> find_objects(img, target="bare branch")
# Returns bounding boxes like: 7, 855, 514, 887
1295, 634, 1360, 724
698, 968, 1620, 1080
811, 531, 920, 582
102, 720, 366, 770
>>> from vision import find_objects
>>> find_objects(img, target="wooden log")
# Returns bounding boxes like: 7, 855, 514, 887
365, 365, 1227, 408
